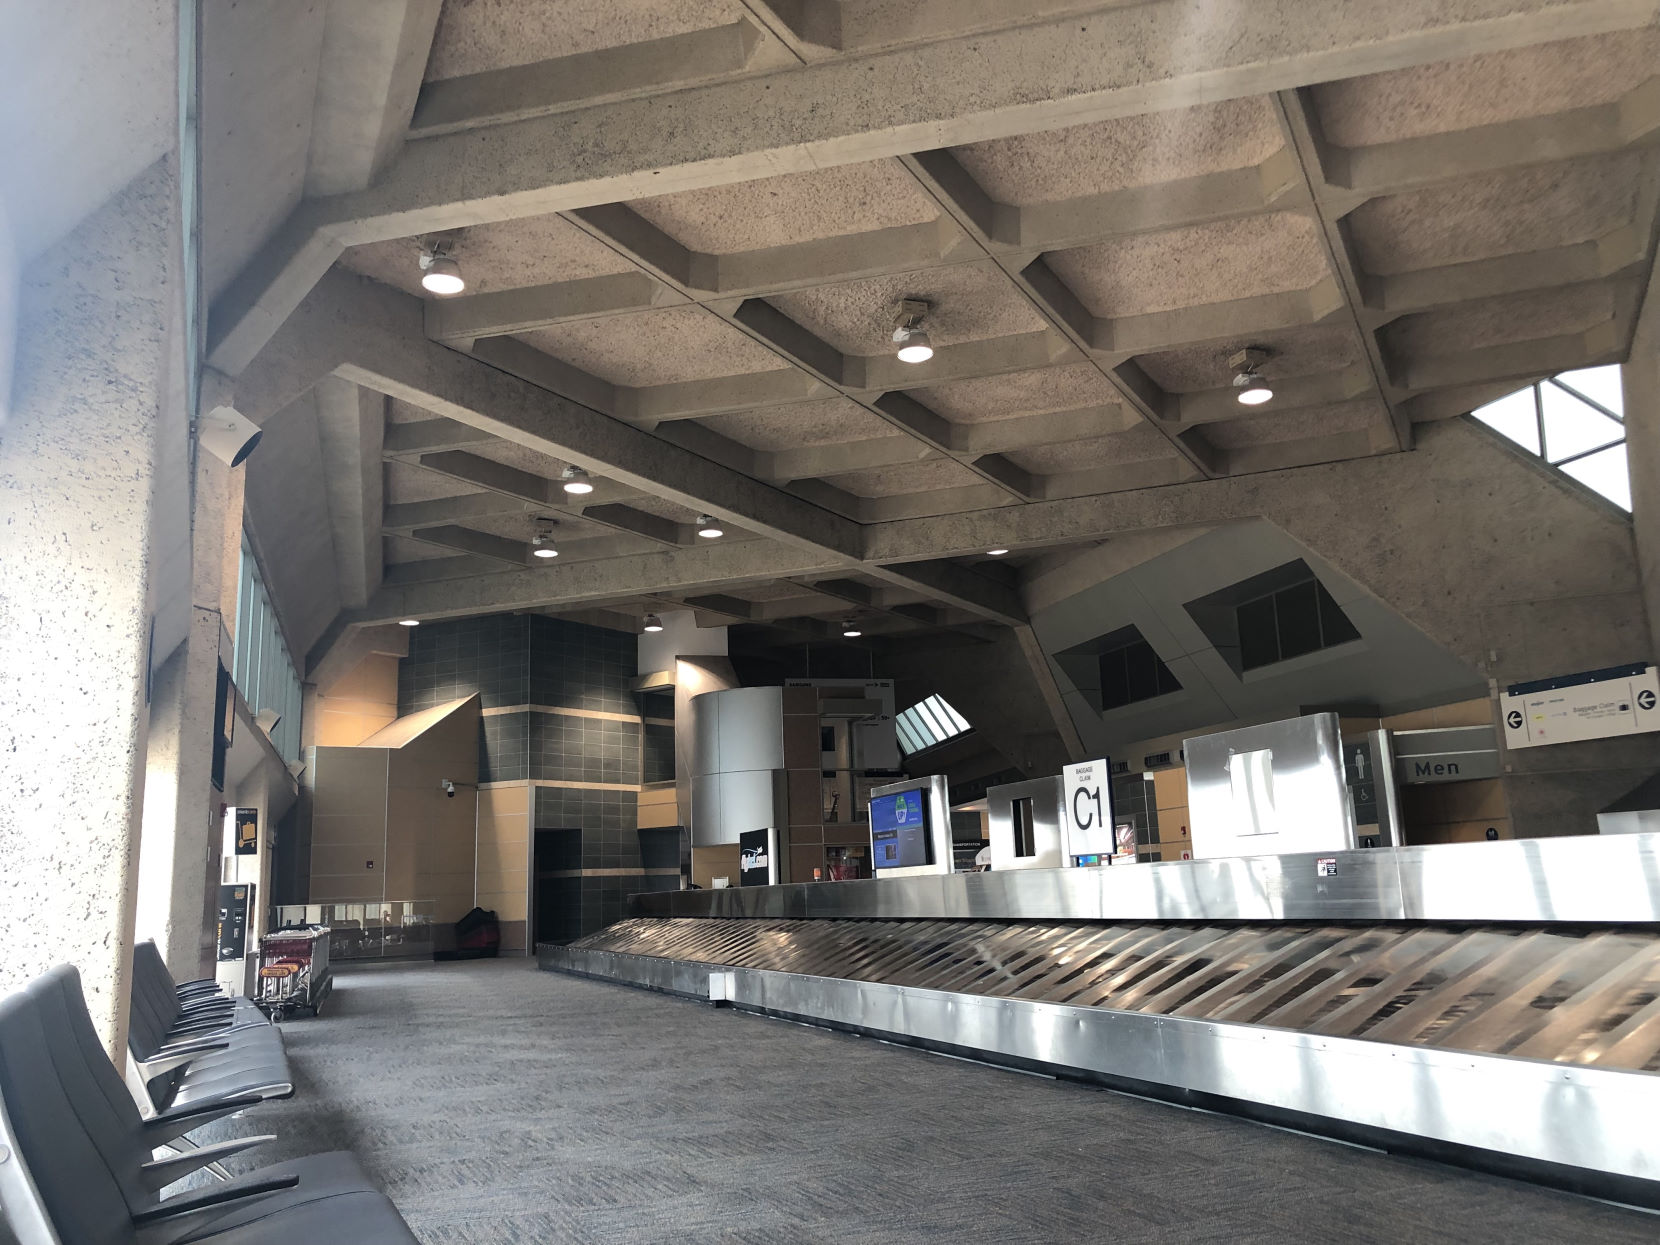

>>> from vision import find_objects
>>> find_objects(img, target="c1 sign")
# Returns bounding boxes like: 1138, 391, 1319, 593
1064, 758, 1116, 858
1500, 663, 1660, 750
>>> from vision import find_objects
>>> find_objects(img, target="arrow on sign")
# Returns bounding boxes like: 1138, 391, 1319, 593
1505, 709, 1524, 729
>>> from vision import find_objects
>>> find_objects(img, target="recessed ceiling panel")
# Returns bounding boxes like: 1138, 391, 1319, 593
1347, 154, 1643, 276
697, 397, 901, 451
1003, 425, 1178, 474
910, 362, 1125, 425
425, 0, 749, 79
517, 305, 791, 386
1045, 213, 1330, 318
340, 213, 634, 298
1382, 284, 1615, 359
950, 97, 1284, 204
1135, 323, 1362, 392
1203, 399, 1381, 450
1310, 30, 1660, 147
629, 160, 939, 253
765, 262, 1047, 356
820, 456, 984, 498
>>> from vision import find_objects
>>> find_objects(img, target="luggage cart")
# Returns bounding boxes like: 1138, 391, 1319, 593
255, 925, 333, 1020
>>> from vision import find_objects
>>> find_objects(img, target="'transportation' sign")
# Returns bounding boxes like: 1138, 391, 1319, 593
1500, 664, 1660, 750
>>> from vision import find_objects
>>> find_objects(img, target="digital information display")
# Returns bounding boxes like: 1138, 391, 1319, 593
871, 789, 931, 869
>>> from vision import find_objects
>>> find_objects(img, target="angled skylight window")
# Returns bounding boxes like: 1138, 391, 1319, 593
1469, 366, 1628, 510
895, 694, 971, 755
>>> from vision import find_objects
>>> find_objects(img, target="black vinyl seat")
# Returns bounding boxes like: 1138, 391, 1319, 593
126, 944, 291, 1113
0, 967, 416, 1245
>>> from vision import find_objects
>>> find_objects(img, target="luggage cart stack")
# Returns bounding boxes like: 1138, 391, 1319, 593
255, 925, 333, 1020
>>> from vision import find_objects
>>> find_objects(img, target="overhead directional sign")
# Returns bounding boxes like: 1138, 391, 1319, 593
1063, 758, 1117, 859
1500, 664, 1660, 750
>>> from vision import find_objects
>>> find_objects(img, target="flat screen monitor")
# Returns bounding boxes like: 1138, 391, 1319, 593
871, 788, 932, 869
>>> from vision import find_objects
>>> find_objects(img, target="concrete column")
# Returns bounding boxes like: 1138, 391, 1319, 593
0, 158, 185, 1052
1624, 266, 1660, 661
136, 451, 246, 981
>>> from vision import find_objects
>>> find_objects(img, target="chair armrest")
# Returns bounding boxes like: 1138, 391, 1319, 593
131, 1174, 301, 1225
138, 1041, 230, 1080
142, 1093, 266, 1145
138, 1135, 277, 1192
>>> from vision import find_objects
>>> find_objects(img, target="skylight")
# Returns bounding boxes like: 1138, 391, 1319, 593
1469, 366, 1629, 510
895, 694, 971, 755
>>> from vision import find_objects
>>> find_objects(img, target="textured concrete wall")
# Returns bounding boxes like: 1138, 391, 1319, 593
0, 158, 183, 1050
137, 450, 245, 981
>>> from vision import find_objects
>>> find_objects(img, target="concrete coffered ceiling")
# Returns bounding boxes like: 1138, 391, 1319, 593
207, 0, 1660, 681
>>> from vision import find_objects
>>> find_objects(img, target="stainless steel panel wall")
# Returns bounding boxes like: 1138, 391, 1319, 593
689, 686, 786, 845
1186, 713, 1356, 858
987, 775, 1066, 871
630, 834, 1660, 925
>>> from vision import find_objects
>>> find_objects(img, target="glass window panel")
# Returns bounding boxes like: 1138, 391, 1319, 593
1557, 444, 1632, 511
1125, 639, 1159, 702
1316, 580, 1361, 646
1472, 387, 1540, 454
1274, 581, 1322, 661
895, 718, 923, 754
1553, 365, 1623, 418
939, 698, 970, 732
1541, 383, 1622, 463
1237, 595, 1279, 671
1100, 648, 1130, 710
914, 701, 950, 742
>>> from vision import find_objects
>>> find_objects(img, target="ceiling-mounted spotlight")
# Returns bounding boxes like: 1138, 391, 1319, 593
1230, 346, 1273, 406
418, 235, 465, 296
987, 548, 1009, 556
841, 621, 863, 638
642, 613, 665, 633
561, 464, 594, 495
398, 618, 420, 627
696, 515, 724, 539
531, 517, 559, 559
892, 297, 934, 364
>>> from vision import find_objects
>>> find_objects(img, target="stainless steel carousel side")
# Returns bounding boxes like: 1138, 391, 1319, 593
538, 835, 1660, 1200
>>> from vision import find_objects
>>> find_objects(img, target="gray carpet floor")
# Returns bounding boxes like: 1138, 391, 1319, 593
210, 958, 1659, 1244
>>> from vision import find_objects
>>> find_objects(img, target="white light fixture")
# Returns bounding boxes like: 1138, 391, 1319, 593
531, 518, 559, 559
642, 613, 664, 633
1230, 346, 1273, 406
892, 298, 934, 364
987, 548, 1009, 556
561, 464, 594, 495
696, 515, 724, 539
418, 236, 465, 296
842, 621, 863, 638
398, 618, 420, 627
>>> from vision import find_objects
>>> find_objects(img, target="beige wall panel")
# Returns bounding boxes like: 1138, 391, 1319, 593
309, 812, 386, 848
692, 845, 742, 889
479, 783, 529, 817
477, 836, 529, 878
309, 748, 390, 817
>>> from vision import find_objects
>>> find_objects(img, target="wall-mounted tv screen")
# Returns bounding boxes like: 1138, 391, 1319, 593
870, 788, 932, 869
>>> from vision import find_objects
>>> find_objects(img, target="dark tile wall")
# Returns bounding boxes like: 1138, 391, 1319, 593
531, 713, 639, 784
398, 614, 658, 940
400, 613, 531, 711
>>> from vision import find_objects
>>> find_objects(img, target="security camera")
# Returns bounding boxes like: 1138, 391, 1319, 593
197, 403, 262, 467
441, 779, 456, 798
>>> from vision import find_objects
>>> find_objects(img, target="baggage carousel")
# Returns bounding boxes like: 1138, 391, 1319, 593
539, 834, 1660, 1203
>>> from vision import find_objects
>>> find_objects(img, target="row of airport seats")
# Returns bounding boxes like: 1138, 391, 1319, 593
0, 947, 416, 1244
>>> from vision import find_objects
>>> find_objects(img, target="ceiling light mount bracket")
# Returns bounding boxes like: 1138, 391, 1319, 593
892, 298, 934, 364
1230, 346, 1274, 406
